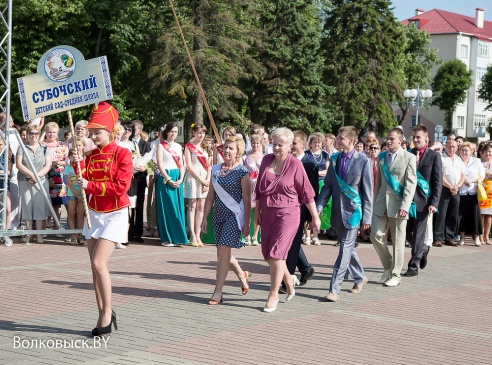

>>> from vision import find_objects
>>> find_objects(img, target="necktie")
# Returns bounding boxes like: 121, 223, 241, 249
388, 152, 394, 166
416, 150, 420, 168
340, 155, 347, 179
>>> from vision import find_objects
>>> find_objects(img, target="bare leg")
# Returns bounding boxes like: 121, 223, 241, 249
195, 198, 205, 244
67, 200, 77, 240
87, 238, 102, 325
265, 258, 293, 308
76, 200, 85, 240
252, 221, 260, 242
211, 246, 231, 301
483, 215, 491, 243
188, 198, 197, 243
25, 220, 33, 242
53, 205, 61, 229
35, 219, 46, 242
229, 255, 248, 289
91, 238, 115, 327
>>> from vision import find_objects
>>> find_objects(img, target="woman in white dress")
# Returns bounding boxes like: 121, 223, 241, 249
184, 123, 212, 246
241, 134, 263, 245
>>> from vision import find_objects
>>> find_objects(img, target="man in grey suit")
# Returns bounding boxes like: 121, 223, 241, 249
316, 126, 374, 302
370, 128, 417, 287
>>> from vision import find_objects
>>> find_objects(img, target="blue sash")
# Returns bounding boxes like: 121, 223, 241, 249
378, 151, 416, 218
331, 153, 362, 229
408, 149, 431, 198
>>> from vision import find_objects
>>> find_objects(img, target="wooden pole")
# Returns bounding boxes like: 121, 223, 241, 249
168, 0, 222, 144
67, 110, 91, 229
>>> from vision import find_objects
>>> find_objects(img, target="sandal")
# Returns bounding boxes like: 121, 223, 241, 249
244, 236, 251, 246
251, 237, 259, 246
208, 294, 223, 305
303, 236, 311, 245
312, 237, 321, 245
240, 271, 252, 295
78, 238, 87, 246
191, 242, 201, 247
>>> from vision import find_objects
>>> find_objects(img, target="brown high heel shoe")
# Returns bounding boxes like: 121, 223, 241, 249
240, 271, 252, 295
208, 294, 223, 305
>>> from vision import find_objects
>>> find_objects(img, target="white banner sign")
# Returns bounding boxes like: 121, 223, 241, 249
17, 45, 113, 121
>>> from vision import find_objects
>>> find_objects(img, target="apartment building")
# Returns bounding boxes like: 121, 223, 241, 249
400, 8, 492, 141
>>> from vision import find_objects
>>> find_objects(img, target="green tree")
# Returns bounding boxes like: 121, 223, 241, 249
431, 59, 473, 134
321, 0, 406, 133
149, 0, 264, 136
478, 65, 492, 111
10, 0, 175, 130
248, 0, 336, 133
398, 23, 440, 124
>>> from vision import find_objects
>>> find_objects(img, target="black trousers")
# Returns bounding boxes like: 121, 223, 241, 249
433, 187, 459, 242
286, 205, 312, 275
406, 209, 429, 271
129, 174, 147, 240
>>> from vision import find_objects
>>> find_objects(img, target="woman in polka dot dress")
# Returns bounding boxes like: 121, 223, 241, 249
202, 136, 252, 305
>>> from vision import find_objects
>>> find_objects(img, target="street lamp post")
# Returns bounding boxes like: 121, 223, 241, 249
403, 86, 433, 126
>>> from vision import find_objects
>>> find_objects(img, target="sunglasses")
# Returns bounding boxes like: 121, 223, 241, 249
29, 132, 39, 136
124, 128, 132, 132
369, 146, 379, 150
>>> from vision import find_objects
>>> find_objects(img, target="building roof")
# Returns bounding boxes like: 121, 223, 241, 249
401, 9, 492, 40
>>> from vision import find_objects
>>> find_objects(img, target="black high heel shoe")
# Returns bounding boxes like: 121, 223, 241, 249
92, 310, 118, 337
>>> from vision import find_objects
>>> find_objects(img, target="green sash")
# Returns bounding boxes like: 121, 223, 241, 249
378, 151, 416, 218
331, 153, 362, 229
408, 148, 431, 198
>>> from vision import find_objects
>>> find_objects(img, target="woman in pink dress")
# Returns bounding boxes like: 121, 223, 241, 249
242, 134, 263, 245
255, 128, 320, 312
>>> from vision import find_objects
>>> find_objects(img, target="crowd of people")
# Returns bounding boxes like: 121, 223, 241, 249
3, 107, 492, 317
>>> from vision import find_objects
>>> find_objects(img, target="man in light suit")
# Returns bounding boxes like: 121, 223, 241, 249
316, 126, 374, 302
370, 128, 417, 287
403, 125, 442, 276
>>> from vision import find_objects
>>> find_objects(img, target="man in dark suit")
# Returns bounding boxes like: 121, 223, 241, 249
403, 125, 442, 276
282, 130, 317, 290
129, 120, 151, 243
317, 126, 374, 302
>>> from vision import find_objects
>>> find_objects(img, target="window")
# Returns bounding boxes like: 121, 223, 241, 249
476, 92, 486, 104
461, 44, 469, 58
396, 115, 401, 122
473, 114, 487, 128
409, 20, 420, 29
457, 116, 465, 129
476, 67, 486, 82
411, 115, 420, 127
478, 42, 489, 58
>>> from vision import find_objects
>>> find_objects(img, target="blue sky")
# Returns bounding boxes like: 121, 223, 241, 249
392, 2, 492, 21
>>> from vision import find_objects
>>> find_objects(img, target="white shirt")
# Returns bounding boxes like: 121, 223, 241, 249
460, 157, 485, 195
265, 144, 273, 154
441, 153, 465, 186
296, 152, 305, 161
387, 148, 402, 166
159, 141, 183, 170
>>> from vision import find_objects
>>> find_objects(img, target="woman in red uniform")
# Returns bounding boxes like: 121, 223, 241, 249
75, 102, 133, 336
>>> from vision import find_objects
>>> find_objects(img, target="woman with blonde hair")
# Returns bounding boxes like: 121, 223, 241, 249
458, 142, 484, 246
202, 136, 252, 304
214, 126, 236, 164
184, 123, 212, 246
42, 121, 69, 232
16, 125, 52, 244
304, 132, 328, 245
255, 127, 320, 312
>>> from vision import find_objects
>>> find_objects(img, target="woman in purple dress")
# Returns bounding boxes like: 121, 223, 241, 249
255, 128, 320, 312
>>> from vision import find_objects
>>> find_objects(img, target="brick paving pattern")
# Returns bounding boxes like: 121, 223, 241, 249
1, 233, 491, 364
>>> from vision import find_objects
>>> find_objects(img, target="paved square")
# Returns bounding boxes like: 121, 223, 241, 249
1, 234, 491, 364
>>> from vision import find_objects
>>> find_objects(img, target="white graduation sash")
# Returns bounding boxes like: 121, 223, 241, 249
211, 164, 245, 230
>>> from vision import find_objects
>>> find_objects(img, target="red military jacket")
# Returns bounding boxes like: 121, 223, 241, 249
77, 141, 133, 213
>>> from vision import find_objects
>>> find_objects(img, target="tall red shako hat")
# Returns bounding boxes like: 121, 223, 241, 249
85, 102, 118, 131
